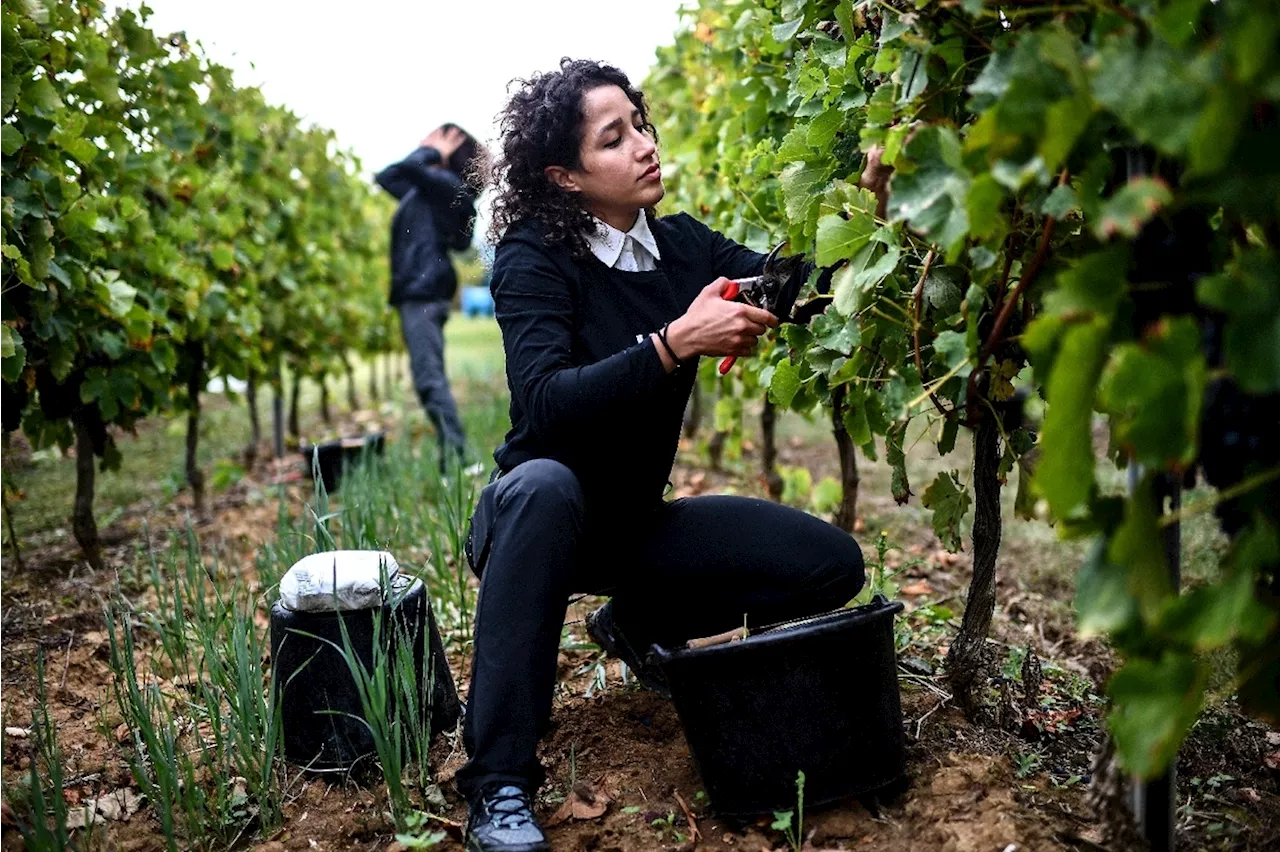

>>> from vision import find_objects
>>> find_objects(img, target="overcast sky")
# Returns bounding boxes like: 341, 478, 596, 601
130, 0, 691, 178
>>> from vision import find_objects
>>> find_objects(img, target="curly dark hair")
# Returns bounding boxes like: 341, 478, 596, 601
486, 58, 657, 255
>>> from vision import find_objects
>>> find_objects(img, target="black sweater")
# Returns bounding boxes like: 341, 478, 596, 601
490, 212, 766, 510
375, 147, 477, 304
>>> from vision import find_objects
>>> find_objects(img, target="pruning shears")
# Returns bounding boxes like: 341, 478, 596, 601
718, 241, 807, 375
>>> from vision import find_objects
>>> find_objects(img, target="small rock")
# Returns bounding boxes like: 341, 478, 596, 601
900, 657, 934, 676
4, 727, 31, 739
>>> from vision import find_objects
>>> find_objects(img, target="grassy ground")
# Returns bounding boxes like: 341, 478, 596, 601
0, 315, 1275, 851
1, 317, 507, 550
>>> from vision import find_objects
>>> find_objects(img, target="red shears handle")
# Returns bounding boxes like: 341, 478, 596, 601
717, 279, 742, 375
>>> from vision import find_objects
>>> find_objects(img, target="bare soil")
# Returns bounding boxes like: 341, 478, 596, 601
2, 424, 1277, 852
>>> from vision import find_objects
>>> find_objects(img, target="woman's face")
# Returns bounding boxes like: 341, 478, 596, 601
546, 84, 664, 231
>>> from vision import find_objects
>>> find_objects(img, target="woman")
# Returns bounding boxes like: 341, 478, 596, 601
459, 59, 865, 852
376, 124, 483, 471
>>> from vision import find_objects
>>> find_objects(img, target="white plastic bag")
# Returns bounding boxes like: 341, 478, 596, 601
279, 550, 400, 612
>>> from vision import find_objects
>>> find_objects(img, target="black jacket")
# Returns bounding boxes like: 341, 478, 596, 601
375, 146, 477, 305
489, 212, 766, 510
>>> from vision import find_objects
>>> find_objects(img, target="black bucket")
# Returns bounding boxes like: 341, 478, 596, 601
651, 597, 907, 816
300, 431, 386, 493
269, 574, 461, 769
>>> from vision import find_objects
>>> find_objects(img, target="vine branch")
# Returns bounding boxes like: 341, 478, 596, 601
980, 170, 1067, 362
911, 249, 955, 417
962, 169, 1069, 424
1159, 465, 1280, 528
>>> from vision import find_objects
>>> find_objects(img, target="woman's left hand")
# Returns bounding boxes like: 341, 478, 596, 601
651, 278, 778, 372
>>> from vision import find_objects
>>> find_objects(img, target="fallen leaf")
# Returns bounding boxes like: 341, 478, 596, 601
66, 805, 97, 830
930, 549, 963, 567
1264, 751, 1280, 771
900, 581, 934, 597
546, 784, 611, 826
76, 788, 145, 822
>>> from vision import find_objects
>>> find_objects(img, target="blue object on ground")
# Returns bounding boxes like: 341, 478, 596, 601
461, 285, 495, 318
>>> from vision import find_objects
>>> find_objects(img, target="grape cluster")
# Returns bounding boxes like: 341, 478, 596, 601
1127, 208, 1215, 335
1199, 378, 1280, 538
1128, 207, 1279, 543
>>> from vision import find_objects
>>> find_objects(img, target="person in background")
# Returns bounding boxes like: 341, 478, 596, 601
376, 124, 483, 471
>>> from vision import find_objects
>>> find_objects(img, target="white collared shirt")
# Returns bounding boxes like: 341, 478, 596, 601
585, 213, 662, 272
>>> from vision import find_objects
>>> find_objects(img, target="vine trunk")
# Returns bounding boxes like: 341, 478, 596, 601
71, 414, 102, 571
245, 375, 260, 468
830, 387, 860, 533
761, 398, 783, 501
185, 340, 206, 518
946, 410, 1001, 712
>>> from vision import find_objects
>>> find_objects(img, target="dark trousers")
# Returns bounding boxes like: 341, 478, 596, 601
454, 458, 866, 802
398, 300, 467, 464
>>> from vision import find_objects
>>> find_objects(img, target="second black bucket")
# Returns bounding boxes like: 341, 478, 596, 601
269, 574, 460, 769
301, 431, 386, 493
651, 596, 907, 816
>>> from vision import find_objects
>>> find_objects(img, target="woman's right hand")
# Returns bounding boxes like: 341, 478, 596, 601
666, 278, 779, 360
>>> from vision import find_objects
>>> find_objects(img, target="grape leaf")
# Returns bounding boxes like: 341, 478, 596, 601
922, 471, 971, 552
769, 358, 802, 408
1095, 177, 1173, 241
1108, 654, 1207, 779
886, 126, 971, 255
886, 422, 912, 505
1, 125, 25, 156
1034, 319, 1109, 516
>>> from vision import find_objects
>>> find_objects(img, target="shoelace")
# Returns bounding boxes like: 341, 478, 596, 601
486, 790, 535, 830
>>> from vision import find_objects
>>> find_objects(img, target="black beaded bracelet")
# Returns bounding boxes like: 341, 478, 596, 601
657, 323, 685, 368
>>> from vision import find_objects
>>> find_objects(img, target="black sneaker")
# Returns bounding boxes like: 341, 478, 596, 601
466, 785, 549, 852
585, 602, 671, 696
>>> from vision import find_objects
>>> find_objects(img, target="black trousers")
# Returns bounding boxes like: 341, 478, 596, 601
454, 458, 866, 802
